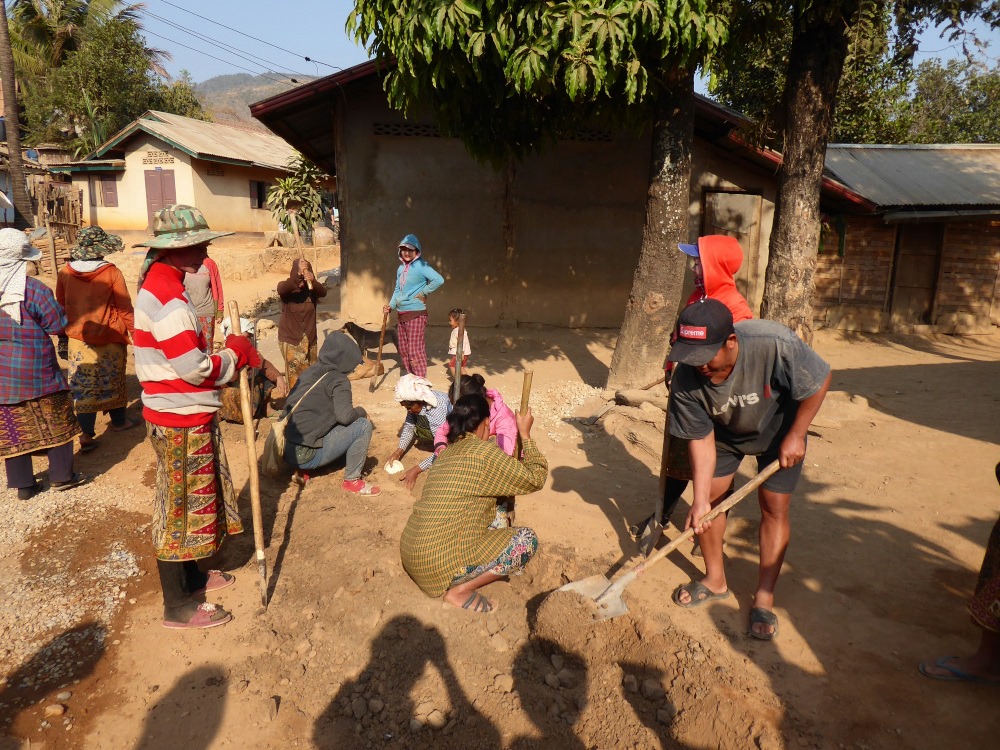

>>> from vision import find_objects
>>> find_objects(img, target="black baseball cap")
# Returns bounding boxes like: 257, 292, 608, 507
668, 299, 735, 366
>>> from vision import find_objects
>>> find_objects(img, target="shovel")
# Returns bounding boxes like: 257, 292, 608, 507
556, 460, 780, 621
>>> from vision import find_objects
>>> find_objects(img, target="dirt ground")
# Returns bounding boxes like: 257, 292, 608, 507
2, 244, 999, 749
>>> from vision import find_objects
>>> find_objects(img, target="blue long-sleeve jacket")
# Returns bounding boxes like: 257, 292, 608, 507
388, 240, 444, 312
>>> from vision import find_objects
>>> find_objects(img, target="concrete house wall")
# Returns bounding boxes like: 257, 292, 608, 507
334, 81, 782, 328
71, 132, 284, 233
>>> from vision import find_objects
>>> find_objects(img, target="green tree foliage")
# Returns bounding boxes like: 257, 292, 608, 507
20, 16, 205, 152
348, 0, 729, 388
905, 59, 1000, 143
266, 156, 329, 236
348, 0, 727, 161
708, 3, 912, 146
154, 70, 208, 120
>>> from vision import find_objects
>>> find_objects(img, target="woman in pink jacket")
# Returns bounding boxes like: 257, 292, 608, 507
434, 374, 516, 456
434, 373, 518, 528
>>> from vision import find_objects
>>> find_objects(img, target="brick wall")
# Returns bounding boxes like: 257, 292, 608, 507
813, 217, 895, 313
934, 222, 1000, 323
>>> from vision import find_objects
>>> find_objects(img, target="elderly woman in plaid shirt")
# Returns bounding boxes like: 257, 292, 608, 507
400, 394, 547, 614
0, 229, 85, 500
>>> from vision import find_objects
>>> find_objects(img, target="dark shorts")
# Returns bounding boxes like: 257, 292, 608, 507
714, 432, 805, 495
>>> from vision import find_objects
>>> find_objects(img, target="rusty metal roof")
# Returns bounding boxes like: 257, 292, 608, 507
825, 144, 1000, 208
91, 111, 299, 171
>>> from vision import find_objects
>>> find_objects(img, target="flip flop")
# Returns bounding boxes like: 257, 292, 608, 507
109, 417, 141, 432
918, 656, 1000, 684
672, 580, 730, 609
749, 606, 779, 640
51, 473, 87, 492
191, 570, 235, 595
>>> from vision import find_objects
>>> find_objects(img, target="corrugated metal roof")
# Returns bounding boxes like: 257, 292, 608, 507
93, 111, 299, 171
825, 144, 1000, 208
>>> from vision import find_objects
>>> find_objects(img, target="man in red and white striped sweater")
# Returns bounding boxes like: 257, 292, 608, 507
135, 205, 261, 630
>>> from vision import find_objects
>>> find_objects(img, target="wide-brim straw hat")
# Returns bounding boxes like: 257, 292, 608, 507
133, 204, 234, 249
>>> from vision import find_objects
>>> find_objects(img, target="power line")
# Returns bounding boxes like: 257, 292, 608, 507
158, 0, 342, 71
143, 8, 309, 80
142, 30, 297, 87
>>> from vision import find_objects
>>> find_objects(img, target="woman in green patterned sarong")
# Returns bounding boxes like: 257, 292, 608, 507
400, 395, 547, 614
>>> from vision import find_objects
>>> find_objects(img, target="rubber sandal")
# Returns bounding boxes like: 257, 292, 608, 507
671, 580, 730, 609
51, 472, 87, 492
109, 417, 141, 432
443, 592, 494, 614
162, 603, 232, 630
918, 656, 1000, 684
749, 606, 779, 640
17, 482, 43, 501
79, 435, 99, 452
191, 570, 235, 595
343, 479, 381, 496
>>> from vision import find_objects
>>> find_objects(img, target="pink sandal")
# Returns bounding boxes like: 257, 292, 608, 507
162, 603, 232, 630
191, 570, 235, 595
343, 479, 381, 496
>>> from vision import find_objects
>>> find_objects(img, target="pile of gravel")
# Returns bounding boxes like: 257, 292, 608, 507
0, 480, 144, 690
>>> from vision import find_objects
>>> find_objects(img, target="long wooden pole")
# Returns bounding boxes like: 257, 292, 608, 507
228, 301, 269, 608
287, 211, 313, 291
451, 312, 467, 403
370, 309, 389, 392
514, 370, 533, 458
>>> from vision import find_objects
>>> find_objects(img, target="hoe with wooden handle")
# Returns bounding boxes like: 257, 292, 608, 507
555, 460, 780, 621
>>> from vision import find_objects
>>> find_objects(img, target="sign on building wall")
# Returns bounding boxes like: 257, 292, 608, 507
142, 150, 175, 165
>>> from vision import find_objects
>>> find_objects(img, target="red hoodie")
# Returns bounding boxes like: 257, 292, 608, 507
686, 235, 753, 322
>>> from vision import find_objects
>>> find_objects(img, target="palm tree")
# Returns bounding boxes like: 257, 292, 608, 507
10, 1, 169, 79
0, 10, 33, 227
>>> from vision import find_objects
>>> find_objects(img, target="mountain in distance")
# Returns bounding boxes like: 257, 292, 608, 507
194, 72, 315, 129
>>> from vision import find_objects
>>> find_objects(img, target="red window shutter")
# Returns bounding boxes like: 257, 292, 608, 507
101, 175, 118, 207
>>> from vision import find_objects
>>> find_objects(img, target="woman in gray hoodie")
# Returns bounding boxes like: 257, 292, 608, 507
281, 332, 380, 495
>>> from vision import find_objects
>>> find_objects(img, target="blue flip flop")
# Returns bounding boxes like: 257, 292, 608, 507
918, 656, 1000, 684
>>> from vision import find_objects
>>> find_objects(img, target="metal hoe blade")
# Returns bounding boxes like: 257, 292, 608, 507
555, 574, 632, 621
557, 574, 613, 600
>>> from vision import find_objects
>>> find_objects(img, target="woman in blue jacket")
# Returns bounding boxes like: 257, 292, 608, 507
382, 234, 444, 377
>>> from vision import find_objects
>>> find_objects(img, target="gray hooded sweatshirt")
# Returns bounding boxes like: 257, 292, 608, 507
283, 332, 365, 448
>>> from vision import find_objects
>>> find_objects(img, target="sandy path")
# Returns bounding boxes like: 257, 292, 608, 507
2, 252, 998, 749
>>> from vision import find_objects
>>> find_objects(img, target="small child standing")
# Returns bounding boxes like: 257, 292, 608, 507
447, 308, 471, 379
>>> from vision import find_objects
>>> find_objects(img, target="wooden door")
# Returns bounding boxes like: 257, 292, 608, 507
144, 169, 177, 229
891, 224, 943, 325
703, 191, 763, 307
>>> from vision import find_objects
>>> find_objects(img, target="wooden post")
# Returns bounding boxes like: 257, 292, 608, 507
44, 219, 57, 277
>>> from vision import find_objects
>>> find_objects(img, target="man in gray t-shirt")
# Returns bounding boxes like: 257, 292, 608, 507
667, 299, 831, 640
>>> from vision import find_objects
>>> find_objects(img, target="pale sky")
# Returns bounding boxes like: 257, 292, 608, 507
139, 0, 999, 88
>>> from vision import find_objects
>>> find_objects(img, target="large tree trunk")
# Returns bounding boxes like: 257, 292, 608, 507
606, 71, 694, 390
0, 11, 32, 228
758, 10, 854, 343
